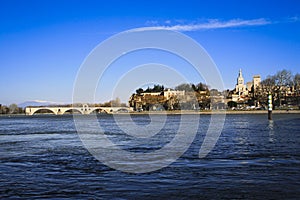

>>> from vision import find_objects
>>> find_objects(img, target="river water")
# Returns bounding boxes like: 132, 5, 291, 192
0, 114, 299, 199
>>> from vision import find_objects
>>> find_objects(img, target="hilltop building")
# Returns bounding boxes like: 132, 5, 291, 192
129, 88, 206, 111
140, 92, 161, 96
163, 89, 185, 100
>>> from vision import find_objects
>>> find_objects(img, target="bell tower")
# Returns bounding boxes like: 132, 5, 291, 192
235, 69, 246, 98
237, 69, 244, 85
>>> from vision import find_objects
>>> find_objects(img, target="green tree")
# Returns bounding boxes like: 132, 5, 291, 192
227, 101, 237, 108
152, 84, 164, 92
191, 82, 208, 92
197, 82, 209, 91
1, 105, 9, 114
136, 88, 144, 94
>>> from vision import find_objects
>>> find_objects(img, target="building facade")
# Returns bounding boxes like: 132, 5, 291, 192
252, 75, 261, 91
235, 69, 248, 98
233, 69, 261, 103
163, 89, 185, 100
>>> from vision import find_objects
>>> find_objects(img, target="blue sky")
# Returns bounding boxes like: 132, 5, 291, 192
0, 0, 300, 105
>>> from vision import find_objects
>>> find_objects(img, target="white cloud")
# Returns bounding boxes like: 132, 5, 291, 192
287, 16, 300, 22
133, 18, 271, 32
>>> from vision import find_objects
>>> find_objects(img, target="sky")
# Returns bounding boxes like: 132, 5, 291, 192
0, 0, 300, 105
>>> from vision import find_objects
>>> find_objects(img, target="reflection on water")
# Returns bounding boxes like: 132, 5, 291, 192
268, 120, 275, 143
0, 114, 299, 199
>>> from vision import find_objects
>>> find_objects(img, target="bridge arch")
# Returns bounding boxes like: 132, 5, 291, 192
32, 108, 57, 115
88, 107, 108, 114
62, 108, 84, 115
116, 108, 130, 113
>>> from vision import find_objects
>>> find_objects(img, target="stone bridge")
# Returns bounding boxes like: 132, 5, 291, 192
25, 104, 133, 115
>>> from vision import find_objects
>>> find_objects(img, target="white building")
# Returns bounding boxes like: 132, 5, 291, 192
235, 69, 248, 98
163, 89, 185, 100
141, 92, 161, 96
233, 69, 261, 102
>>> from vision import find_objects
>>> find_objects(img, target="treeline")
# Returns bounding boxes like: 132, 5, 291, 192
175, 82, 209, 92
136, 84, 165, 94
131, 69, 300, 110
261, 69, 300, 89
72, 98, 127, 107
134, 69, 300, 95
130, 82, 213, 111
0, 104, 24, 114
135, 82, 210, 94
256, 69, 300, 107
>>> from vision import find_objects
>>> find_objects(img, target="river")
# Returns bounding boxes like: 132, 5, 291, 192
0, 114, 299, 199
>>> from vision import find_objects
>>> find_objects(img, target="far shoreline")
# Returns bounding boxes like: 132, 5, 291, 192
1, 109, 300, 117
126, 110, 300, 115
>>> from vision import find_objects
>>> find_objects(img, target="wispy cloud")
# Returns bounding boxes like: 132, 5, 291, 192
286, 16, 300, 23
133, 18, 271, 32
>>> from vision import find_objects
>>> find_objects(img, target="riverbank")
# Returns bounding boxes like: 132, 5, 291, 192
128, 110, 300, 115
1, 110, 300, 116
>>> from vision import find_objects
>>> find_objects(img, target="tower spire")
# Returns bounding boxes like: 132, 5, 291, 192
237, 68, 244, 86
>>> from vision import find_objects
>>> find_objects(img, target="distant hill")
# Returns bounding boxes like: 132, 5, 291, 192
18, 100, 63, 108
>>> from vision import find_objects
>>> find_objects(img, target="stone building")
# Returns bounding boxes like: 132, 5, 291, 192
163, 89, 185, 100
252, 75, 261, 92
232, 69, 261, 103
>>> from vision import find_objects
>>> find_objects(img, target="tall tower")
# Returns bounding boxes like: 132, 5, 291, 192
253, 75, 261, 91
235, 69, 246, 98
237, 69, 244, 85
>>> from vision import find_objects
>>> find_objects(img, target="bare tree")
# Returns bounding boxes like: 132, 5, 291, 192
275, 69, 292, 87
274, 69, 292, 106
175, 83, 194, 92
261, 75, 276, 92
9, 104, 18, 114
111, 97, 121, 107
294, 73, 300, 87
294, 73, 300, 106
